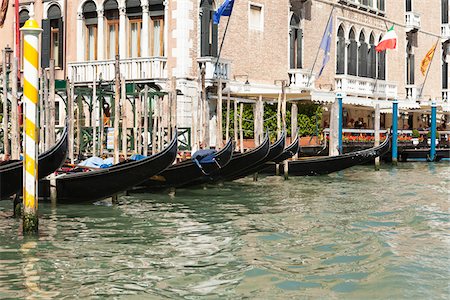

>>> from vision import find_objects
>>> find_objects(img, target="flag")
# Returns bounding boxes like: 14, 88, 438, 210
318, 13, 333, 77
0, 0, 9, 28
420, 42, 437, 76
375, 26, 397, 52
213, 0, 235, 25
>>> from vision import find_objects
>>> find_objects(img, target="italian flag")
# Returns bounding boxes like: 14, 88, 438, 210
375, 26, 397, 52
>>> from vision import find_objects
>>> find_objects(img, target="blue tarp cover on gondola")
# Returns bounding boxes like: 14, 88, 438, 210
79, 157, 114, 168
192, 149, 216, 164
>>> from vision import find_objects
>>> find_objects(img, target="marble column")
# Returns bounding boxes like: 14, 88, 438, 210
141, 1, 149, 57
119, 5, 126, 59
97, 9, 104, 60
77, 12, 84, 61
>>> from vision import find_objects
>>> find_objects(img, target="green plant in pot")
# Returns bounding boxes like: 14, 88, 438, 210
411, 129, 420, 146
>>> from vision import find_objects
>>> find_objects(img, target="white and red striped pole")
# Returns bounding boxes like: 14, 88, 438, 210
20, 4, 42, 234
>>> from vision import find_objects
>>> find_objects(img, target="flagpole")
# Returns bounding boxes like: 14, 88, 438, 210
214, 12, 232, 78
307, 6, 334, 87
419, 39, 440, 100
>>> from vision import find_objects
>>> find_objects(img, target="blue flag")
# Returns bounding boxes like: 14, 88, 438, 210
213, 0, 235, 24
318, 14, 333, 77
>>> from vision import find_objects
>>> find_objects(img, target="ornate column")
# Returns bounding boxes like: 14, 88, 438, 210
97, 9, 104, 60
77, 12, 84, 61
141, 0, 149, 57
119, 5, 126, 59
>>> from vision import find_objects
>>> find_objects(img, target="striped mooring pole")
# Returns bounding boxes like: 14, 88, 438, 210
20, 5, 42, 234
429, 100, 437, 161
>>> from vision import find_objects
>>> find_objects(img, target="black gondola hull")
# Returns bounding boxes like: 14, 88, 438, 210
138, 139, 234, 189
41, 136, 178, 202
0, 125, 69, 200
399, 148, 450, 162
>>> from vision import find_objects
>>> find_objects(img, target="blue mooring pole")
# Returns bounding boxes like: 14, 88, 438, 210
429, 100, 437, 161
392, 100, 398, 165
337, 93, 343, 154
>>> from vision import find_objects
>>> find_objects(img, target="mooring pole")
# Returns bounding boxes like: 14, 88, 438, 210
429, 100, 437, 162
2, 49, 10, 156
20, 5, 42, 234
337, 92, 343, 155
392, 99, 398, 165
11, 58, 19, 159
374, 103, 381, 170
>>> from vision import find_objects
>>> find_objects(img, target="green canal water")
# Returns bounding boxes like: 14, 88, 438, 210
0, 162, 449, 299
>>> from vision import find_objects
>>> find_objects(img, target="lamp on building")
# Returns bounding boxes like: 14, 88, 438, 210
4, 45, 13, 69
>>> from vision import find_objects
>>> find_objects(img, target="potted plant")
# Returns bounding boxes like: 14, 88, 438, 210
412, 129, 420, 145
426, 131, 439, 146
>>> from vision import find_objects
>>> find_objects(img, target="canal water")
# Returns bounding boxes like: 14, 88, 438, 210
0, 162, 449, 299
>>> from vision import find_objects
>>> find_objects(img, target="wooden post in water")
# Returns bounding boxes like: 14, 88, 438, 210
121, 76, 127, 158
76, 95, 82, 157
39, 70, 45, 152
291, 102, 298, 159
143, 85, 149, 156
216, 78, 223, 149
67, 78, 75, 164
276, 93, 281, 139
43, 68, 49, 150
170, 76, 177, 143
201, 66, 209, 148
113, 55, 120, 164
11, 58, 19, 159
2, 49, 9, 156
20, 9, 42, 234
92, 78, 97, 157
281, 81, 288, 180
239, 102, 244, 153
152, 95, 158, 154
234, 99, 238, 151
374, 103, 380, 170
225, 90, 230, 142
48, 59, 56, 147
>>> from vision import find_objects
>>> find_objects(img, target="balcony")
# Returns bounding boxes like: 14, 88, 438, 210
288, 69, 315, 90
335, 75, 397, 98
197, 57, 231, 83
405, 84, 421, 102
405, 12, 421, 32
68, 57, 167, 84
442, 24, 450, 41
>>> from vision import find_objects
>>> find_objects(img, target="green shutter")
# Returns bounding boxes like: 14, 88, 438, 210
289, 29, 295, 69
297, 29, 303, 68
41, 19, 51, 68
200, 9, 209, 56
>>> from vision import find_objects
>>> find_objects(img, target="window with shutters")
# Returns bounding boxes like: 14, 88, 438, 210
377, 0, 385, 12
406, 38, 414, 85
200, 0, 218, 57
289, 14, 302, 69
377, 35, 386, 80
347, 28, 357, 76
442, 0, 449, 24
368, 33, 376, 79
358, 31, 367, 77
151, 17, 164, 56
127, 0, 143, 58
249, 3, 263, 31
105, 0, 119, 59
336, 25, 345, 74
83, 1, 98, 61
42, 4, 64, 68
406, 0, 412, 12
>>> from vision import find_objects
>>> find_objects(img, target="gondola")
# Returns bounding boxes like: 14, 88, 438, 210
266, 135, 391, 176
226, 132, 286, 181
273, 134, 300, 164
136, 139, 234, 190
399, 148, 450, 162
0, 125, 69, 200
207, 134, 270, 182
40, 134, 178, 203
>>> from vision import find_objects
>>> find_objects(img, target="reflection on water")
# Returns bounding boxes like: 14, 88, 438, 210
0, 162, 449, 299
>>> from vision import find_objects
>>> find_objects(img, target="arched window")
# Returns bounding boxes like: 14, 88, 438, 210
377, 35, 386, 80
368, 33, 376, 79
336, 25, 345, 74
358, 31, 367, 77
289, 14, 302, 69
83, 1, 98, 61
200, 0, 218, 57
104, 0, 119, 59
347, 28, 357, 76
127, 0, 142, 58
42, 4, 63, 68
406, 37, 414, 84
